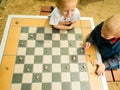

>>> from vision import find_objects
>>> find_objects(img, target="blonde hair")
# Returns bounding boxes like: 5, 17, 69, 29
56, 0, 78, 7
104, 14, 120, 34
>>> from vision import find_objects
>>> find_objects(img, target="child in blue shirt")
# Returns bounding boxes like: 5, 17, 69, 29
84, 14, 120, 75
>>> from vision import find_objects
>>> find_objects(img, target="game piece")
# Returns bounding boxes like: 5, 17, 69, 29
44, 65, 48, 70
20, 42, 24, 46
26, 68, 30, 72
36, 75, 40, 79
72, 56, 76, 61
18, 56, 23, 61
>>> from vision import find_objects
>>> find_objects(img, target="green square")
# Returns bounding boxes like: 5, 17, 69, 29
43, 64, 52, 72
71, 72, 79, 81
76, 34, 83, 40
34, 56, 43, 63
26, 48, 34, 55
18, 40, 27, 47
81, 81, 90, 90
52, 73, 61, 82
24, 64, 33, 73
70, 55, 78, 63
68, 28, 74, 33
68, 41, 76, 47
62, 82, 71, 90
16, 56, 25, 64
52, 55, 60, 63
77, 48, 85, 55
42, 83, 51, 90
52, 41, 60, 47
21, 27, 29, 33
32, 73, 42, 82
28, 33, 36, 40
61, 48, 69, 55
79, 63, 88, 72
52, 28, 60, 33
44, 48, 52, 55
37, 27, 44, 33
22, 84, 31, 90
12, 74, 22, 83
44, 34, 52, 40
60, 34, 67, 40
61, 64, 70, 72
36, 40, 43, 47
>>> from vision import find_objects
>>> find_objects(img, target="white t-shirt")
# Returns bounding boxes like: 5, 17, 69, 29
49, 7, 80, 25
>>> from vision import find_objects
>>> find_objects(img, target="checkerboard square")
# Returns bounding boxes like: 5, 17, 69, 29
74, 28, 82, 34
22, 73, 32, 83
61, 48, 69, 55
36, 34, 44, 40
52, 55, 60, 63
61, 55, 70, 63
61, 73, 70, 82
52, 83, 62, 90
70, 64, 79, 72
12, 74, 22, 83
78, 55, 86, 63
42, 73, 52, 82
71, 82, 81, 90
43, 55, 52, 64
52, 34, 60, 40
36, 40, 43, 47
27, 40, 36, 47
35, 48, 43, 55
44, 27, 52, 33
17, 48, 26, 55
60, 41, 68, 47
52, 64, 61, 72
44, 34, 52, 40
62, 82, 71, 90
24, 64, 33, 73
28, 33, 36, 40
44, 48, 52, 55
68, 34, 76, 40
52, 40, 60, 47
14, 64, 24, 73
29, 27, 37, 33
52, 73, 61, 82
43, 64, 52, 72
34, 55, 43, 63
11, 84, 21, 90
69, 48, 77, 55
26, 48, 35, 55
33, 64, 42, 73
37, 27, 44, 33
71, 72, 80, 81
80, 72, 89, 81
52, 48, 60, 55
21, 27, 29, 33
21, 84, 31, 90
44, 40, 52, 47
76, 41, 83, 48
18, 40, 27, 47
32, 73, 42, 82
25, 55, 34, 64
60, 34, 68, 40
42, 83, 51, 90
20, 33, 28, 40
32, 83, 42, 90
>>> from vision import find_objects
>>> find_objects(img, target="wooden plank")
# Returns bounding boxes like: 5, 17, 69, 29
105, 70, 114, 82
112, 69, 120, 81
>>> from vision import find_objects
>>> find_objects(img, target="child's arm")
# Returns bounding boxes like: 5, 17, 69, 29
53, 22, 76, 30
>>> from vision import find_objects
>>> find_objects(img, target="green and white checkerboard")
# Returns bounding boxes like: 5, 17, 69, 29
10, 26, 90, 90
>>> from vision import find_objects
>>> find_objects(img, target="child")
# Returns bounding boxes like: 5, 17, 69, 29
84, 14, 120, 76
49, 0, 80, 30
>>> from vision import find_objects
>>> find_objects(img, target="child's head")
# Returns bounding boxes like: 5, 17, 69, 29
56, 0, 78, 19
101, 14, 120, 40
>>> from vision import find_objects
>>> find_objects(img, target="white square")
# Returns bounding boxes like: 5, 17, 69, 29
19, 33, 28, 40
43, 55, 52, 64
61, 73, 70, 82
70, 64, 79, 72
74, 28, 82, 34
32, 83, 42, 90
17, 48, 26, 55
33, 64, 42, 73
79, 72, 89, 81
71, 82, 81, 90
22, 73, 32, 83
78, 55, 86, 63
27, 40, 35, 47
69, 48, 77, 55
60, 41, 68, 47
52, 64, 61, 72
52, 48, 60, 55
35, 48, 43, 55
60, 30, 67, 34
44, 27, 52, 33
52, 83, 62, 90
76, 41, 83, 48
44, 40, 52, 47
42, 73, 52, 82
68, 34, 75, 40
52, 34, 60, 40
36, 34, 44, 40
11, 84, 21, 90
29, 27, 37, 33
61, 55, 69, 63
14, 64, 24, 73
25, 55, 34, 64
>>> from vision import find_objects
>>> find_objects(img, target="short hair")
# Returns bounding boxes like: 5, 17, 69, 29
56, 0, 78, 7
104, 14, 120, 33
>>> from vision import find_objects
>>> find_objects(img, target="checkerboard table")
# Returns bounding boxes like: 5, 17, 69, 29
0, 15, 108, 90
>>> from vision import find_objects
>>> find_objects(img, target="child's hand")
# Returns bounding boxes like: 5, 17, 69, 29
84, 42, 91, 49
96, 62, 106, 76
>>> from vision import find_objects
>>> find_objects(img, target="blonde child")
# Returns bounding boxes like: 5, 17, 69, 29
84, 14, 120, 75
49, 0, 80, 30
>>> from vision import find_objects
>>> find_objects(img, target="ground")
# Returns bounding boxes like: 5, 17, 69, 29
0, 0, 120, 90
